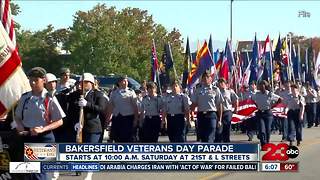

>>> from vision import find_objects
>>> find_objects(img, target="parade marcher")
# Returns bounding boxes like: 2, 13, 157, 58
140, 80, 148, 97
140, 82, 164, 142
134, 89, 144, 142
251, 80, 281, 146
316, 86, 320, 127
94, 79, 110, 143
216, 78, 238, 142
57, 67, 76, 93
163, 81, 190, 142
190, 72, 223, 143
107, 75, 139, 142
304, 81, 317, 128
241, 82, 257, 141
284, 84, 305, 146
15, 67, 65, 180
72, 73, 106, 143
275, 81, 291, 141
45, 73, 67, 143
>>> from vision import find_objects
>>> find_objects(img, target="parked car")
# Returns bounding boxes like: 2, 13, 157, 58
96, 75, 141, 91
71, 74, 141, 91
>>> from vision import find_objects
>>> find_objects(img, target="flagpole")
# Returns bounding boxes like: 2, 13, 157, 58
289, 33, 295, 83
152, 39, 162, 95
168, 43, 179, 83
230, 0, 233, 41
270, 37, 274, 91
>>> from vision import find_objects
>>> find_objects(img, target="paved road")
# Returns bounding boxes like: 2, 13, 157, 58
54, 127, 320, 180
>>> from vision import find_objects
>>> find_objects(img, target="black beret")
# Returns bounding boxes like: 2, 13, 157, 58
27, 67, 47, 78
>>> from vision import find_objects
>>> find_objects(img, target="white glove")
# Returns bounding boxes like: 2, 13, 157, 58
74, 122, 83, 131
78, 98, 87, 107
10, 121, 17, 129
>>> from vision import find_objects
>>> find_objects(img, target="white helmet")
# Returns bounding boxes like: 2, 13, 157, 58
45, 73, 57, 83
81, 73, 95, 84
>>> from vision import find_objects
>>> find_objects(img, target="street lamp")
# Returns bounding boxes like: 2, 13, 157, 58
230, 0, 234, 41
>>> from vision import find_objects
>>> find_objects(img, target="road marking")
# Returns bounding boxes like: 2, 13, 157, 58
199, 172, 226, 180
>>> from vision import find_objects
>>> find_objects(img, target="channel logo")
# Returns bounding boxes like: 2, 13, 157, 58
24, 143, 57, 161
9, 162, 41, 173
261, 143, 299, 161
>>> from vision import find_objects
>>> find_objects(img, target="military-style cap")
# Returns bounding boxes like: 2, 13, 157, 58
60, 67, 71, 74
118, 75, 128, 83
27, 67, 47, 78
45, 73, 57, 82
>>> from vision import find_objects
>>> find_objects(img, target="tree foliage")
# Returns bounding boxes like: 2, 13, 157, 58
66, 4, 184, 81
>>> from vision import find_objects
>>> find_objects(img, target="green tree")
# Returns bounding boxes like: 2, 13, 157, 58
17, 25, 68, 74
66, 4, 184, 81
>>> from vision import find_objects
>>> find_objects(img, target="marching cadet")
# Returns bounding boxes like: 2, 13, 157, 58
251, 80, 281, 146
57, 67, 76, 93
284, 84, 305, 146
190, 72, 223, 143
93, 79, 110, 143
316, 86, 320, 127
241, 82, 258, 141
275, 81, 291, 141
162, 81, 190, 142
140, 82, 164, 142
45, 73, 66, 143
15, 67, 65, 180
107, 75, 139, 142
216, 78, 238, 142
73, 73, 106, 143
304, 81, 317, 128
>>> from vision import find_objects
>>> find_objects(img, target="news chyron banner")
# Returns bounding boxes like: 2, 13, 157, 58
9, 143, 299, 173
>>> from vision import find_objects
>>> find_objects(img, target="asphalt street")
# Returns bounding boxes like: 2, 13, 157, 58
53, 127, 320, 180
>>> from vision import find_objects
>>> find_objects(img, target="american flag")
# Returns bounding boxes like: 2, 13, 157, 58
0, 0, 16, 46
0, 0, 30, 117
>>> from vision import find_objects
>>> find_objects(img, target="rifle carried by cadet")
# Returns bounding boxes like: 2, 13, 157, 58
76, 74, 85, 143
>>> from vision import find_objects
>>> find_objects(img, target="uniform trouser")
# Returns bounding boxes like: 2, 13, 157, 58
112, 114, 134, 142
83, 132, 101, 143
197, 111, 217, 143
306, 103, 316, 127
277, 117, 288, 140
246, 116, 257, 139
215, 111, 232, 142
23, 130, 55, 180
141, 116, 161, 142
167, 114, 185, 142
316, 102, 320, 126
287, 109, 302, 142
256, 110, 273, 146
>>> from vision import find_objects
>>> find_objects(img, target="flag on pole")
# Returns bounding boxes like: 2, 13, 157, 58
261, 35, 273, 82
219, 39, 232, 81
0, 0, 30, 117
314, 52, 320, 86
249, 34, 259, 83
187, 41, 214, 89
0, 0, 16, 46
151, 39, 159, 83
182, 37, 192, 89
